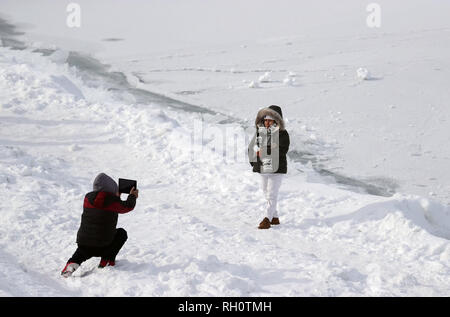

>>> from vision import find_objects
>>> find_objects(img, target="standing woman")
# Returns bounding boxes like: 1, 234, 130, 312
249, 105, 290, 229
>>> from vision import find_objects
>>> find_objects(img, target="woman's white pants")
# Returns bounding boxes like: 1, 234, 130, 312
260, 174, 283, 220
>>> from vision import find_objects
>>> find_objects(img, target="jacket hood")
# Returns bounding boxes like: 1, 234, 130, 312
93, 173, 118, 194
255, 106, 285, 131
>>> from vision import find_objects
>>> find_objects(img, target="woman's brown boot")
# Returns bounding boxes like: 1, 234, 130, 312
271, 217, 280, 225
258, 217, 271, 229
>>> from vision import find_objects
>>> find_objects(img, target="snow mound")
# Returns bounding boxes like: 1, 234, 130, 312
258, 72, 271, 83
287, 71, 297, 78
356, 67, 371, 80
283, 76, 296, 86
248, 80, 260, 88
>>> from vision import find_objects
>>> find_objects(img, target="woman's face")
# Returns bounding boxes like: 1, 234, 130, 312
264, 119, 275, 128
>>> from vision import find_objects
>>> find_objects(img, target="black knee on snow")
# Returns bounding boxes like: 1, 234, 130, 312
116, 228, 128, 241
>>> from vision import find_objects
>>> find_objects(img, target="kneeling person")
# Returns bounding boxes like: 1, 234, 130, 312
61, 173, 139, 277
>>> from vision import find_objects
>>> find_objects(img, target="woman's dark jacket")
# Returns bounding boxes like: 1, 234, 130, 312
248, 105, 290, 174
249, 129, 290, 174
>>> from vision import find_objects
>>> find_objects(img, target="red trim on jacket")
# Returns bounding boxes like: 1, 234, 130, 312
83, 191, 135, 214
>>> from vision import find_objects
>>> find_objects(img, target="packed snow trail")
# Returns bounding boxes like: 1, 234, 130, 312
0, 45, 449, 296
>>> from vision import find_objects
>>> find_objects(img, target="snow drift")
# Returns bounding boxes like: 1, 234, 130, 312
0, 42, 449, 296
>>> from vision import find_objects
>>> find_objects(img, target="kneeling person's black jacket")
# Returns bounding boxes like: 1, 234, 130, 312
76, 191, 136, 247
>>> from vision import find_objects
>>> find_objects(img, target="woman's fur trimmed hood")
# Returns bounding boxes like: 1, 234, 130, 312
255, 106, 285, 131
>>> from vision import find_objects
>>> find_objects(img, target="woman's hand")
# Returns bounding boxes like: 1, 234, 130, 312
130, 187, 139, 198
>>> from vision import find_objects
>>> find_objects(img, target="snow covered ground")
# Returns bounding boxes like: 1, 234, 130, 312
0, 1, 449, 296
